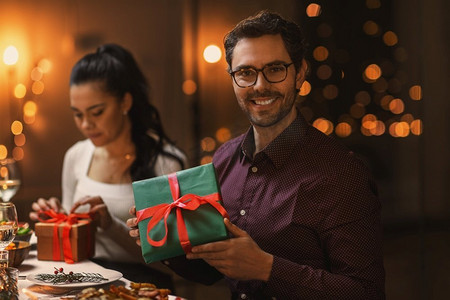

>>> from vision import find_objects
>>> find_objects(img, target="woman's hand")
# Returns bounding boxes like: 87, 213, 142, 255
126, 206, 141, 246
71, 196, 112, 230
29, 197, 63, 221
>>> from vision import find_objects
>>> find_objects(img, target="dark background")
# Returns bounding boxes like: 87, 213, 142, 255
0, 0, 448, 299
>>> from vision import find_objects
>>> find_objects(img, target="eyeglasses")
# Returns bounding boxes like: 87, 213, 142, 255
229, 62, 294, 88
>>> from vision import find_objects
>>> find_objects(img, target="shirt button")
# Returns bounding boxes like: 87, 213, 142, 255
251, 166, 258, 173
240, 294, 247, 299
163, 260, 170, 265
240, 210, 246, 216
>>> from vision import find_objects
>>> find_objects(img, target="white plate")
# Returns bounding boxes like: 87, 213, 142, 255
26, 268, 123, 288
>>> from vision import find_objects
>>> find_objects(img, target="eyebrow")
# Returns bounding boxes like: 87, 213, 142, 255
70, 103, 105, 112
232, 60, 289, 72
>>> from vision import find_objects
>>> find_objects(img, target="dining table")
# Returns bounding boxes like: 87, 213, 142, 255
16, 234, 184, 300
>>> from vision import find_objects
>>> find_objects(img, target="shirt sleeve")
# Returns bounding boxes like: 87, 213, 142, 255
265, 160, 385, 300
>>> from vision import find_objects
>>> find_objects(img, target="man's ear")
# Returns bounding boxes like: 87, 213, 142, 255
295, 59, 308, 91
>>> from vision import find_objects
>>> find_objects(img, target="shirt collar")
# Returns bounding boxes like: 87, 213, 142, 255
240, 110, 308, 168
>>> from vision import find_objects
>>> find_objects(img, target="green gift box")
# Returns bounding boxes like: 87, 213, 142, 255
132, 163, 229, 263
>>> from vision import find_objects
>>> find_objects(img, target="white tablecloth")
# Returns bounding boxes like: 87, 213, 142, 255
16, 235, 183, 299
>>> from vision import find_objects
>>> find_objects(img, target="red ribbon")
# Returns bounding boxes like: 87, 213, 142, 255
136, 173, 229, 254
37, 210, 92, 264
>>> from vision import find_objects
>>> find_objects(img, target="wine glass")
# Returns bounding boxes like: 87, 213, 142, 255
0, 158, 21, 202
0, 202, 18, 268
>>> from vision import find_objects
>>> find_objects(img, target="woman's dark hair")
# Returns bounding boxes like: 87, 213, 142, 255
69, 43, 184, 180
224, 10, 307, 72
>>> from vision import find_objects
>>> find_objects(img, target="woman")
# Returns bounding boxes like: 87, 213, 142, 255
29, 44, 186, 289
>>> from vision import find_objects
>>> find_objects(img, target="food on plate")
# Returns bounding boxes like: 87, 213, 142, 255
76, 282, 171, 300
4, 242, 16, 250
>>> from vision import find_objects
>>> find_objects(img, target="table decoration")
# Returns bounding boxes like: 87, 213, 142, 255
26, 267, 122, 288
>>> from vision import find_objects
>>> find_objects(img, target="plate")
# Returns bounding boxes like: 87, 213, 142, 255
26, 269, 123, 288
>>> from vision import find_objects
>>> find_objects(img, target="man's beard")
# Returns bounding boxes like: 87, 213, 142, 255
242, 90, 296, 128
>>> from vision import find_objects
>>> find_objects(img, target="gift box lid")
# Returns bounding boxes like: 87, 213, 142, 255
35, 220, 92, 239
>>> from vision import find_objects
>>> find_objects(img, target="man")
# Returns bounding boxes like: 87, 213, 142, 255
128, 10, 385, 299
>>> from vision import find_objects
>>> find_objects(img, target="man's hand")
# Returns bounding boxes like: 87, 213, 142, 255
127, 206, 141, 246
186, 218, 273, 281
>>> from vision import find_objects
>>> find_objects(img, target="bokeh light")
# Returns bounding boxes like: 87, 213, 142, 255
24, 114, 36, 125
23, 100, 37, 117
350, 103, 366, 119
14, 134, 26, 147
31, 67, 44, 81
0, 145, 7, 160
363, 21, 379, 36
3, 45, 19, 65
317, 65, 332, 80
306, 3, 322, 17
299, 80, 312, 96
14, 84, 26, 99
215, 127, 231, 143
11, 120, 23, 135
364, 64, 382, 81
322, 84, 339, 100
182, 79, 197, 95
410, 119, 423, 135
200, 156, 213, 165
372, 77, 388, 93
389, 98, 405, 114
313, 46, 329, 61
38, 58, 52, 73
383, 31, 398, 46
313, 118, 333, 135
203, 44, 222, 63
32, 81, 45, 95
12, 147, 24, 161
335, 122, 352, 137
380, 95, 394, 110
201, 137, 216, 152
355, 91, 371, 106
400, 114, 414, 124
409, 85, 422, 100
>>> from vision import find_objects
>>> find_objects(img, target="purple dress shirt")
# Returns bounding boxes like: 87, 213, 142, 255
212, 112, 385, 299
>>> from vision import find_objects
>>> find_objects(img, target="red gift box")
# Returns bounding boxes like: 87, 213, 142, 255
34, 210, 95, 263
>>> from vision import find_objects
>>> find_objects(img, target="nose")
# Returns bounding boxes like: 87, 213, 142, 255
80, 116, 93, 129
253, 71, 271, 91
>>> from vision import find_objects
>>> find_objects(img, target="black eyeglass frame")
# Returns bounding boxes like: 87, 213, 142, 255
229, 62, 294, 88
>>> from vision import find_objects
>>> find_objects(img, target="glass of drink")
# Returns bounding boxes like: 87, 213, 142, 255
0, 202, 18, 268
0, 158, 21, 203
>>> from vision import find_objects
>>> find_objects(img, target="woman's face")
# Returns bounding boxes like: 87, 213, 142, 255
69, 82, 132, 147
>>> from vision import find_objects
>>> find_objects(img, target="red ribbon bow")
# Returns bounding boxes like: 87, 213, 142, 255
37, 210, 92, 264
136, 173, 229, 254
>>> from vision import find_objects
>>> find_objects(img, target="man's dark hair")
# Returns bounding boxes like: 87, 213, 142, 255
224, 10, 307, 72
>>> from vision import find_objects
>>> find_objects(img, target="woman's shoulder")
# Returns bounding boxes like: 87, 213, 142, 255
153, 142, 188, 176
64, 139, 94, 160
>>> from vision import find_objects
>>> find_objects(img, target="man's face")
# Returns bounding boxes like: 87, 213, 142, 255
230, 34, 306, 128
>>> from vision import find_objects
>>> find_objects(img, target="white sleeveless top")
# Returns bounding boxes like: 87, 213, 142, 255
62, 139, 185, 263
